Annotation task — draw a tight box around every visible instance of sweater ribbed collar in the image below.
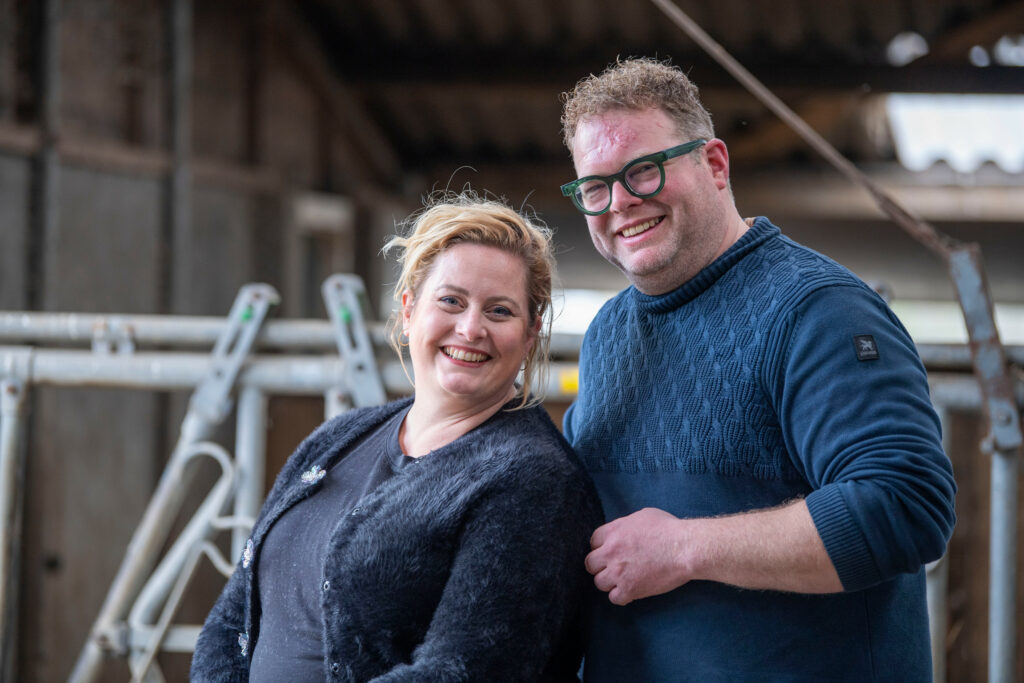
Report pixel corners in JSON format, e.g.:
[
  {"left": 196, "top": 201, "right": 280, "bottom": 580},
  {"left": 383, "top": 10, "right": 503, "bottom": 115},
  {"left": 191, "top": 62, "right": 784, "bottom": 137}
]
[{"left": 631, "top": 216, "right": 780, "bottom": 314}]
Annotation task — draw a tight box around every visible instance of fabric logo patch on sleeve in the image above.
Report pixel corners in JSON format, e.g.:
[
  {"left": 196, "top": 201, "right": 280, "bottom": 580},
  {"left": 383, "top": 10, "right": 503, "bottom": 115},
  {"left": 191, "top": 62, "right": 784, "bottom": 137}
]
[{"left": 854, "top": 334, "right": 880, "bottom": 361}]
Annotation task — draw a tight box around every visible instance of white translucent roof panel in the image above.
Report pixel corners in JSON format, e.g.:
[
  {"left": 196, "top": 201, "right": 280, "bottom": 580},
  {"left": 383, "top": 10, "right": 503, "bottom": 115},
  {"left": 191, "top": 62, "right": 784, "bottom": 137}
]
[{"left": 886, "top": 94, "right": 1024, "bottom": 173}]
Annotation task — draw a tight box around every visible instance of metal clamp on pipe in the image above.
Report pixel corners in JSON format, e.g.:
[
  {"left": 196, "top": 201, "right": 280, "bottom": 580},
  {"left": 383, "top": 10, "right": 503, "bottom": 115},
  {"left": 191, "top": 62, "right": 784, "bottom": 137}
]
[{"left": 91, "top": 316, "right": 136, "bottom": 355}]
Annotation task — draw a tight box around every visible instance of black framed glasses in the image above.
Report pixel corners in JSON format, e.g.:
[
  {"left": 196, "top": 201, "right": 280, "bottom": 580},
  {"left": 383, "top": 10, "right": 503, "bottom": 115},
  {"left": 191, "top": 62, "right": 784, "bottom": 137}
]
[{"left": 560, "top": 139, "right": 707, "bottom": 216}]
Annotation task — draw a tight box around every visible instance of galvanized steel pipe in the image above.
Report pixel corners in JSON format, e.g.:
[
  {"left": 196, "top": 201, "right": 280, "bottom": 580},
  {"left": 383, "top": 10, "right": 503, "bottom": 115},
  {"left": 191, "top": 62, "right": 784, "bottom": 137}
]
[
  {"left": 233, "top": 387, "right": 266, "bottom": 560},
  {"left": 0, "top": 379, "right": 27, "bottom": 683}
]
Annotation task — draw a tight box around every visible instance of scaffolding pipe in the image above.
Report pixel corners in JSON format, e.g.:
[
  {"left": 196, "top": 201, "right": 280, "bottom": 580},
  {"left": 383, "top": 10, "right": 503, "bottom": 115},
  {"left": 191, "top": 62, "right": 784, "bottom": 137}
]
[
  {"left": 0, "top": 379, "right": 27, "bottom": 683},
  {"left": 233, "top": 387, "right": 266, "bottom": 560},
  {"left": 930, "top": 375, "right": 1022, "bottom": 683},
  {"left": 3, "top": 311, "right": 1022, "bottom": 366},
  {"left": 0, "top": 312, "right": 359, "bottom": 350},
  {"left": 929, "top": 374, "right": 1024, "bottom": 411},
  {"left": 0, "top": 347, "right": 347, "bottom": 393},
  {"left": 0, "top": 347, "right": 1019, "bottom": 405},
  {"left": 989, "top": 446, "right": 1018, "bottom": 682}
]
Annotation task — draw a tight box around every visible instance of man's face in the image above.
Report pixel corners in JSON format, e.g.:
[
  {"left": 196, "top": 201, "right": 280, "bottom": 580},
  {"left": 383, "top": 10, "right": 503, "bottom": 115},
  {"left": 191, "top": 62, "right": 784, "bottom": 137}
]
[{"left": 570, "top": 108, "right": 731, "bottom": 295}]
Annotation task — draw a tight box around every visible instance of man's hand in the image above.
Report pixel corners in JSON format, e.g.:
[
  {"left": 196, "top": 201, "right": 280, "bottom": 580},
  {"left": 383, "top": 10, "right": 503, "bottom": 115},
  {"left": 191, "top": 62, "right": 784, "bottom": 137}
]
[
  {"left": 585, "top": 507, "right": 693, "bottom": 606},
  {"left": 585, "top": 501, "right": 843, "bottom": 605}
]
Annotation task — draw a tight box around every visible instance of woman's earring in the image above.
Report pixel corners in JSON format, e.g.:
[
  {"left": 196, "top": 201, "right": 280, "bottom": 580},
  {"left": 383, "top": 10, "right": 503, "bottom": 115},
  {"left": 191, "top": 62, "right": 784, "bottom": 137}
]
[{"left": 399, "top": 331, "right": 410, "bottom": 347}]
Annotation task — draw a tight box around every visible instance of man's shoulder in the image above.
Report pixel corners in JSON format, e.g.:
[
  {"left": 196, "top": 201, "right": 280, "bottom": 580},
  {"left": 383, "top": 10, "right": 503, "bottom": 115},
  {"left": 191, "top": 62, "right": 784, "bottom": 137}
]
[
  {"left": 750, "top": 225, "right": 868, "bottom": 299},
  {"left": 760, "top": 224, "right": 860, "bottom": 280}
]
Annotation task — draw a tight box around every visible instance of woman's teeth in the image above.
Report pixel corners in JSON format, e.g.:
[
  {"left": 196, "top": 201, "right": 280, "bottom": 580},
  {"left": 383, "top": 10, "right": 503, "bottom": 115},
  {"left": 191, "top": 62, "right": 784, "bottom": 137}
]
[{"left": 443, "top": 347, "right": 487, "bottom": 362}]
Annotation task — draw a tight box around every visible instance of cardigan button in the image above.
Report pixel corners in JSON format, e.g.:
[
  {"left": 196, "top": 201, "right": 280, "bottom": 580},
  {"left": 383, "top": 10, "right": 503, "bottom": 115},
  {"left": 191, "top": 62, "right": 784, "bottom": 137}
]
[
  {"left": 330, "top": 661, "right": 340, "bottom": 674},
  {"left": 350, "top": 506, "right": 361, "bottom": 516},
  {"left": 322, "top": 579, "right": 330, "bottom": 591}
]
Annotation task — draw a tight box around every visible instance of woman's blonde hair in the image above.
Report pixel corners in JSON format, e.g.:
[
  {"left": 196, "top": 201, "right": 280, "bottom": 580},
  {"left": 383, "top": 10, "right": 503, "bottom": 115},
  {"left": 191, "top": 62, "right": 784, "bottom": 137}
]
[{"left": 382, "top": 191, "right": 555, "bottom": 409}]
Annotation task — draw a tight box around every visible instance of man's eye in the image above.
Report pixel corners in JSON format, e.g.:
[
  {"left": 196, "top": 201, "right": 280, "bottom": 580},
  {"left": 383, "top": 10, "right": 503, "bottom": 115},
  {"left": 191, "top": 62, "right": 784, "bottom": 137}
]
[{"left": 627, "top": 162, "right": 659, "bottom": 178}]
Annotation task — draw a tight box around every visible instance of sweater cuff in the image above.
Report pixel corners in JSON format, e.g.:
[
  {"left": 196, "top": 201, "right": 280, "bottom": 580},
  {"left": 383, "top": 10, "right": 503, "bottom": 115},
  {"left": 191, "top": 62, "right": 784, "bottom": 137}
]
[{"left": 805, "top": 485, "right": 878, "bottom": 591}]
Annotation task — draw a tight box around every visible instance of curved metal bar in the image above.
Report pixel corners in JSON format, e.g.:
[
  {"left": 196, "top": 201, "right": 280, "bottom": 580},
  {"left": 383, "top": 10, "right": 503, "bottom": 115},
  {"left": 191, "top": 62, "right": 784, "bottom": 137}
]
[
  {"left": 128, "top": 441, "right": 235, "bottom": 630},
  {"left": 126, "top": 442, "right": 235, "bottom": 683}
]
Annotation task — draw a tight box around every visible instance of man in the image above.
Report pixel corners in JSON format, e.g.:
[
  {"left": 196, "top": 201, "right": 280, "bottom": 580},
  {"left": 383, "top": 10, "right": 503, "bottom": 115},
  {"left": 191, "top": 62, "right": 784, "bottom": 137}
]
[{"left": 560, "top": 58, "right": 956, "bottom": 681}]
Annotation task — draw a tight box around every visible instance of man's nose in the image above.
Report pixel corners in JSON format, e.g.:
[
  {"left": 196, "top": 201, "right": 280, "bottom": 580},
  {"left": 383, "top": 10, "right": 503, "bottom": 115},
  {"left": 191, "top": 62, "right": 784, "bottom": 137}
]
[{"left": 608, "top": 180, "right": 641, "bottom": 213}]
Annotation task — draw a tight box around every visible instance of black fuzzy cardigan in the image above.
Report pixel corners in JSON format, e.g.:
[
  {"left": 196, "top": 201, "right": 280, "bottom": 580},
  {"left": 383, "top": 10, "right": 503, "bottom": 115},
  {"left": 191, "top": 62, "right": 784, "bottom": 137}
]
[{"left": 191, "top": 398, "right": 602, "bottom": 682}]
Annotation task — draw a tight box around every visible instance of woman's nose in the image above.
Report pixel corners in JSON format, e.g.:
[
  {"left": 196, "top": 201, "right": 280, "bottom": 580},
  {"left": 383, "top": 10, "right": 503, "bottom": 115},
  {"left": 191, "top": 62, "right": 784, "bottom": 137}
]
[{"left": 455, "top": 312, "right": 485, "bottom": 340}]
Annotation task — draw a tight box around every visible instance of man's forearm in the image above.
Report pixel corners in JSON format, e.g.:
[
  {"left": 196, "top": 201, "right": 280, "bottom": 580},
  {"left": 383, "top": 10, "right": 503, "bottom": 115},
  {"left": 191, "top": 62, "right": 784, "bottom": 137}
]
[{"left": 687, "top": 499, "right": 842, "bottom": 593}]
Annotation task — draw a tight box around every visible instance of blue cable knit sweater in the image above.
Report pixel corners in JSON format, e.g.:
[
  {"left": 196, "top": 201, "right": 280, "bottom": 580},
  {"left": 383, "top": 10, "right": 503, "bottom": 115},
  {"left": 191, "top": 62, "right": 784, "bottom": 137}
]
[{"left": 564, "top": 217, "right": 956, "bottom": 682}]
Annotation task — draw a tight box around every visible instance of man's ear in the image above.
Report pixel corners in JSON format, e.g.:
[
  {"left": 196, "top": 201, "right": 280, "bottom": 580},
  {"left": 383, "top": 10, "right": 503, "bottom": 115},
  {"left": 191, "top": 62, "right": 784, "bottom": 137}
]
[{"left": 703, "top": 138, "right": 731, "bottom": 190}]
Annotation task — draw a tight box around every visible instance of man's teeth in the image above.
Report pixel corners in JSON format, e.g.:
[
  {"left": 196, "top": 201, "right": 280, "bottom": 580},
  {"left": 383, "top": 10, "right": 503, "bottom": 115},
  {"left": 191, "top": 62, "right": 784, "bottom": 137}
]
[
  {"left": 444, "top": 347, "right": 487, "bottom": 362},
  {"left": 622, "top": 218, "right": 660, "bottom": 238}
]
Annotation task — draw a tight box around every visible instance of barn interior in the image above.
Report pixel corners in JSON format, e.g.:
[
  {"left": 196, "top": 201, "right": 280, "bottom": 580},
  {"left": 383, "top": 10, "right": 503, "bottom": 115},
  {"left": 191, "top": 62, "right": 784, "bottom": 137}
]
[{"left": 0, "top": 0, "right": 1022, "bottom": 680}]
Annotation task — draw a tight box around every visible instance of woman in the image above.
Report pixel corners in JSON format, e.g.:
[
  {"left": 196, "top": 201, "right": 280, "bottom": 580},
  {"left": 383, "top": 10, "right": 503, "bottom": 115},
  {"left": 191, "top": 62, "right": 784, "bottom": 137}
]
[{"left": 191, "top": 193, "right": 602, "bottom": 682}]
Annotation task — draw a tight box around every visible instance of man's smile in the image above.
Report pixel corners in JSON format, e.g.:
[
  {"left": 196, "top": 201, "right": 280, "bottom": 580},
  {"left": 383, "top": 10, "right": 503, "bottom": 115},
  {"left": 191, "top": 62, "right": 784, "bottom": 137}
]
[{"left": 619, "top": 216, "right": 663, "bottom": 239}]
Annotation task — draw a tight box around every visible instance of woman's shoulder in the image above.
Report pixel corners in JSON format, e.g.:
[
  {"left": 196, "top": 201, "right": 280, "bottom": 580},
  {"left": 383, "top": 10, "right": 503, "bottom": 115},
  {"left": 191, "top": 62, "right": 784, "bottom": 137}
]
[
  {"left": 485, "top": 403, "right": 571, "bottom": 450},
  {"left": 468, "top": 405, "right": 593, "bottom": 485}
]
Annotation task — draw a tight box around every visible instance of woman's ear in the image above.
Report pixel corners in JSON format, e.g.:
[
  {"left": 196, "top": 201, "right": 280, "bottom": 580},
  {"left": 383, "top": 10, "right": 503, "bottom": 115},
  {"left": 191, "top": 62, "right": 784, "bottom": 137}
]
[
  {"left": 525, "top": 314, "right": 542, "bottom": 353},
  {"left": 401, "top": 290, "right": 414, "bottom": 335}
]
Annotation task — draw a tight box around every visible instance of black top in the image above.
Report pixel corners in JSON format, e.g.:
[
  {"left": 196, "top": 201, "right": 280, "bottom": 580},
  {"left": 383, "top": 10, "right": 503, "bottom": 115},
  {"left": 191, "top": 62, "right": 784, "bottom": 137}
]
[{"left": 249, "top": 406, "right": 413, "bottom": 682}]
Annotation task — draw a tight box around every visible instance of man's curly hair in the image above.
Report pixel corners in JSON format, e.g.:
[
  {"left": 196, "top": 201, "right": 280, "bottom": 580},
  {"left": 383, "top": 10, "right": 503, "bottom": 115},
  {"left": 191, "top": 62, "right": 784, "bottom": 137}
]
[{"left": 560, "top": 57, "right": 715, "bottom": 152}]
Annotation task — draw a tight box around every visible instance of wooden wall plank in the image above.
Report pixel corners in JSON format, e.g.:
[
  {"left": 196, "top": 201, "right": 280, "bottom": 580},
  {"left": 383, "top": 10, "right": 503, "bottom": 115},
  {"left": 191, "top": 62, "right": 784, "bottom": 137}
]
[
  {"left": 21, "top": 166, "right": 163, "bottom": 682},
  {"left": 0, "top": 153, "right": 30, "bottom": 310}
]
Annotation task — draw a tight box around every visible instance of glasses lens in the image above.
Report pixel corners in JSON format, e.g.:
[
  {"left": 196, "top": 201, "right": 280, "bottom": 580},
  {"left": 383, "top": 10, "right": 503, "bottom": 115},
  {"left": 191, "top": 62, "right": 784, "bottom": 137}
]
[
  {"left": 624, "top": 160, "right": 664, "bottom": 196},
  {"left": 575, "top": 179, "right": 611, "bottom": 213}
]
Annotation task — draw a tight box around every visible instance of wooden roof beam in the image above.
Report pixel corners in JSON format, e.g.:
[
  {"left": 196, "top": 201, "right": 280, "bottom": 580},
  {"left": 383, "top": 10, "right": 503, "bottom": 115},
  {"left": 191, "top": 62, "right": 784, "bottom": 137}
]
[
  {"left": 724, "top": 93, "right": 866, "bottom": 164},
  {"left": 921, "top": 1, "right": 1024, "bottom": 64}
]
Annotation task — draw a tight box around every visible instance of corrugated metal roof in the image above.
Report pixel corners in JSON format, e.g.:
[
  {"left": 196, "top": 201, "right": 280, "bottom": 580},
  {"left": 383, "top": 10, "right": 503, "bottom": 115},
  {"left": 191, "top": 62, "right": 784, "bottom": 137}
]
[{"left": 297, "top": 0, "right": 1024, "bottom": 189}]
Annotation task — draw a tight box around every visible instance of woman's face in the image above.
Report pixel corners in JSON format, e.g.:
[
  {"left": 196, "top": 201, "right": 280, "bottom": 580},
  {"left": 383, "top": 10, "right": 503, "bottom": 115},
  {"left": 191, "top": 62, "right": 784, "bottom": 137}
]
[{"left": 403, "top": 243, "right": 538, "bottom": 414}]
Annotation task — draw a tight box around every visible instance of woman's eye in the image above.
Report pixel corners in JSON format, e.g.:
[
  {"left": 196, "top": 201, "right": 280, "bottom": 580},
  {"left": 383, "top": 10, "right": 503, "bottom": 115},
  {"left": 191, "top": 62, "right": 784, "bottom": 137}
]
[
  {"left": 439, "top": 295, "right": 459, "bottom": 306},
  {"left": 491, "top": 306, "right": 512, "bottom": 317}
]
